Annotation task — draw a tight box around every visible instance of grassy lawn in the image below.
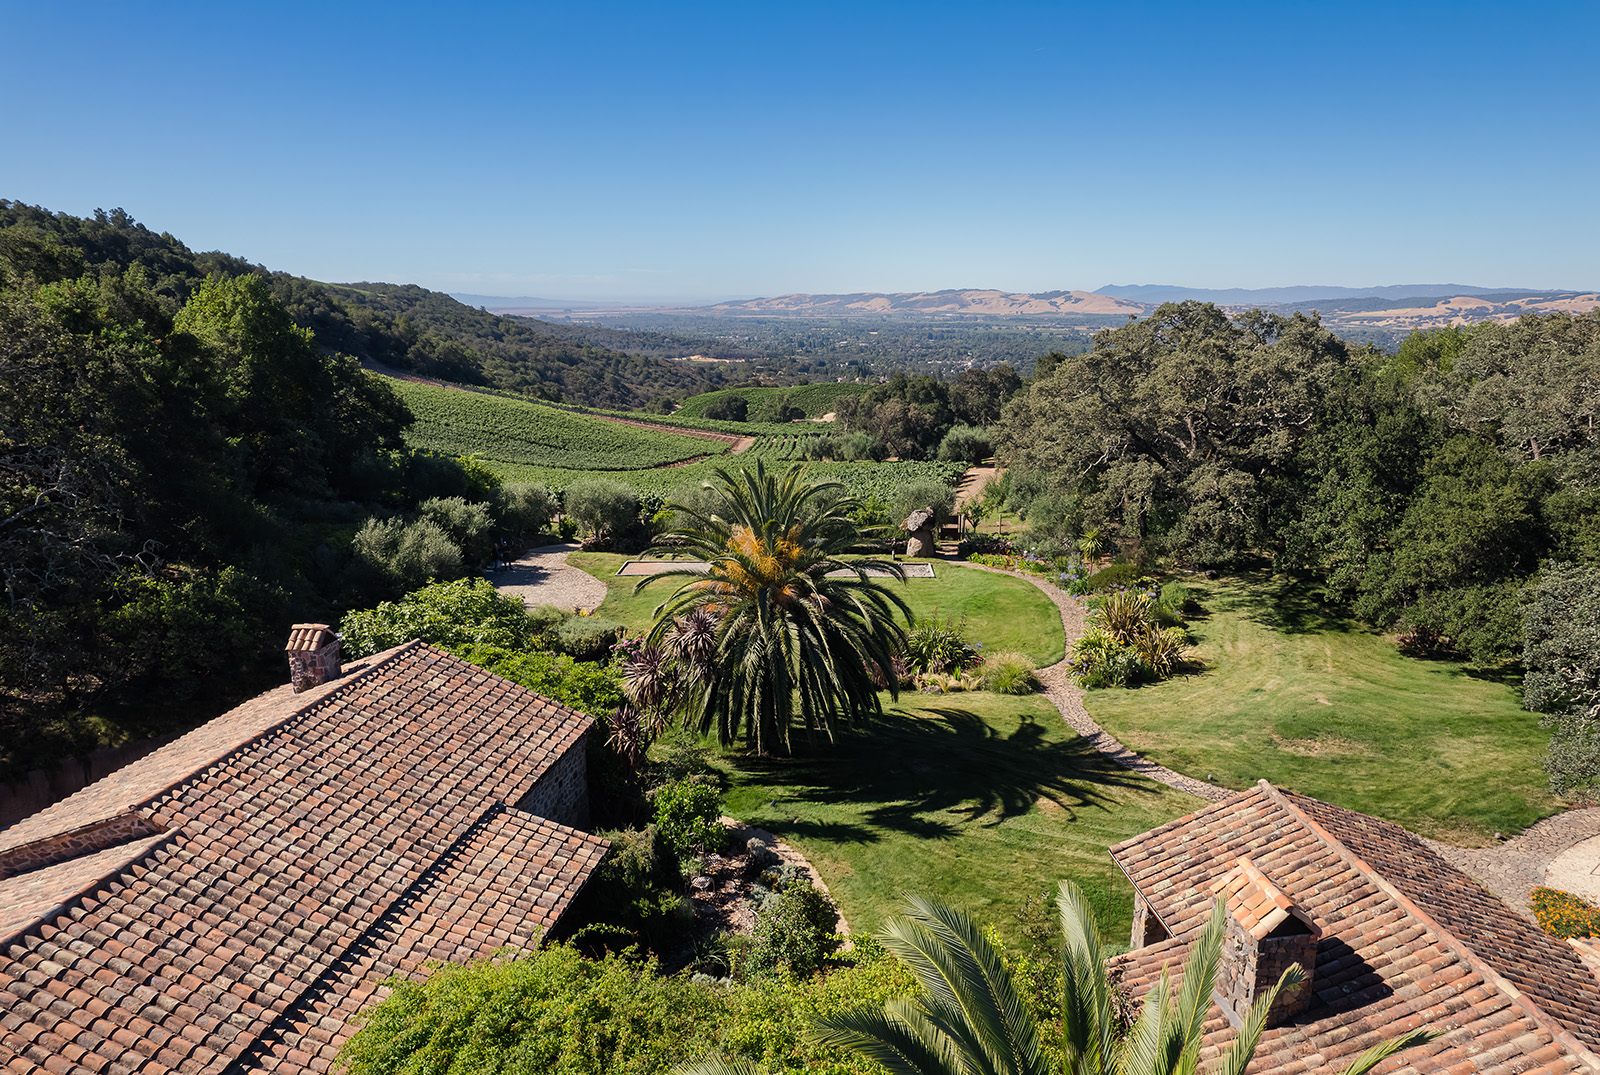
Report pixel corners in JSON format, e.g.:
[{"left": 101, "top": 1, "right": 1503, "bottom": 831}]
[
  {"left": 709, "top": 692, "right": 1200, "bottom": 947},
  {"left": 567, "top": 555, "right": 1064, "bottom": 666},
  {"left": 1083, "top": 573, "right": 1560, "bottom": 845}
]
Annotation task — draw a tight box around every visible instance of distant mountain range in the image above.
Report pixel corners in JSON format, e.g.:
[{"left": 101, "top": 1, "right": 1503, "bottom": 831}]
[
  {"left": 701, "top": 289, "right": 1144, "bottom": 318},
  {"left": 1092, "top": 283, "right": 1554, "bottom": 304},
  {"left": 452, "top": 283, "right": 1600, "bottom": 345}
]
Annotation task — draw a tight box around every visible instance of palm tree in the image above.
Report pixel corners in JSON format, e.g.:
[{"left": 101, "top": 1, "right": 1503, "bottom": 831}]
[
  {"left": 678, "top": 880, "right": 1435, "bottom": 1075},
  {"left": 636, "top": 461, "right": 912, "bottom": 755}
]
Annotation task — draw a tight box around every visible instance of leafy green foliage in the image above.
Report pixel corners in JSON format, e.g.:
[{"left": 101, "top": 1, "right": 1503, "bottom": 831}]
[
  {"left": 350, "top": 517, "right": 465, "bottom": 596},
  {"left": 936, "top": 424, "right": 992, "bottom": 465},
  {"left": 495, "top": 482, "right": 558, "bottom": 537},
  {"left": 0, "top": 230, "right": 414, "bottom": 777},
  {"left": 998, "top": 302, "right": 1352, "bottom": 566},
  {"left": 1522, "top": 562, "right": 1600, "bottom": 796},
  {"left": 653, "top": 778, "right": 725, "bottom": 861},
  {"left": 449, "top": 643, "right": 624, "bottom": 716},
  {"left": 554, "top": 616, "right": 625, "bottom": 661},
  {"left": 565, "top": 479, "right": 642, "bottom": 543},
  {"left": 336, "top": 940, "right": 918, "bottom": 1075},
  {"left": 340, "top": 578, "right": 536, "bottom": 657},
  {"left": 745, "top": 879, "right": 841, "bottom": 979}
]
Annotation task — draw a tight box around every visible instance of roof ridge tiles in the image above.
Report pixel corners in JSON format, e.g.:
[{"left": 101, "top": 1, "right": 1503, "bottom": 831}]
[
  {"left": 1254, "top": 780, "right": 1600, "bottom": 1074},
  {"left": 0, "top": 829, "right": 181, "bottom": 948}
]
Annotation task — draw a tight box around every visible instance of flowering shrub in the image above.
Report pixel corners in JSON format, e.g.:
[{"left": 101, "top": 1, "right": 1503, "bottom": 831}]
[{"left": 1530, "top": 886, "right": 1600, "bottom": 938}]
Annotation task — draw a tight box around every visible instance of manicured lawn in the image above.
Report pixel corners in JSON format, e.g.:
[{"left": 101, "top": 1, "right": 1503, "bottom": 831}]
[
  {"left": 1083, "top": 573, "right": 1560, "bottom": 845},
  {"left": 568, "top": 554, "right": 1063, "bottom": 666},
  {"left": 710, "top": 692, "right": 1200, "bottom": 947}
]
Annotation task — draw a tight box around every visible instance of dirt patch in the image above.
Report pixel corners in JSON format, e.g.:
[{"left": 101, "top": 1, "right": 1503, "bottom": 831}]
[
  {"left": 1269, "top": 734, "right": 1371, "bottom": 757},
  {"left": 956, "top": 465, "right": 1000, "bottom": 508}
]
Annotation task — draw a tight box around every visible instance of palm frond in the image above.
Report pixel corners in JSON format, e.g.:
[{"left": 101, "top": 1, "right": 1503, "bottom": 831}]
[{"left": 1337, "top": 1028, "right": 1443, "bottom": 1075}]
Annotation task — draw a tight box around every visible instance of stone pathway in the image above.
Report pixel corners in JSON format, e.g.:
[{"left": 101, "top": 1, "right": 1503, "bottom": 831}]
[
  {"left": 487, "top": 543, "right": 608, "bottom": 612},
  {"left": 957, "top": 561, "right": 1230, "bottom": 802},
  {"left": 1428, "top": 808, "right": 1600, "bottom": 914}
]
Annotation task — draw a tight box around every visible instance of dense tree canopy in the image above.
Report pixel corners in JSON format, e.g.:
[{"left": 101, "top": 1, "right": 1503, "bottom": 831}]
[{"left": 997, "top": 303, "right": 1352, "bottom": 564}]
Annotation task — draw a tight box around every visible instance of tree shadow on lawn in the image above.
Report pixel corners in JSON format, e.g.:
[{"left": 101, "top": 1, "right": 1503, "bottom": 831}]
[
  {"left": 728, "top": 705, "right": 1148, "bottom": 845},
  {"left": 1209, "top": 571, "right": 1356, "bottom": 635}
]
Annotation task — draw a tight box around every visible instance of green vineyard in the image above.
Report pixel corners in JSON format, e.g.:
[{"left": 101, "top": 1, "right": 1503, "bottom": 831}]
[{"left": 387, "top": 378, "right": 728, "bottom": 472}]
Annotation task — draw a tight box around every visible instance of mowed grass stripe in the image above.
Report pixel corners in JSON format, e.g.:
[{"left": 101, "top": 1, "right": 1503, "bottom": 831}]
[
  {"left": 1084, "top": 573, "right": 1560, "bottom": 844},
  {"left": 387, "top": 377, "right": 725, "bottom": 471}
]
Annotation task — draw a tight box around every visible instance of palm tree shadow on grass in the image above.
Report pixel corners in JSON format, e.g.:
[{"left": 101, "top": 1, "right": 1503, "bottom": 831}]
[{"left": 727, "top": 704, "right": 1149, "bottom": 844}]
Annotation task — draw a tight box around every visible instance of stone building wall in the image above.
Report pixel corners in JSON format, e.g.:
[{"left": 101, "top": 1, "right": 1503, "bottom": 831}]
[
  {"left": 518, "top": 731, "right": 591, "bottom": 830},
  {"left": 0, "top": 812, "right": 160, "bottom": 880}
]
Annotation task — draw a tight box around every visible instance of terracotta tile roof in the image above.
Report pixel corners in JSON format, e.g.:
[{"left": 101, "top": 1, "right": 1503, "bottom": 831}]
[
  {"left": 1211, "top": 857, "right": 1318, "bottom": 941},
  {"left": 0, "top": 642, "right": 606, "bottom": 1074},
  {"left": 283, "top": 625, "right": 335, "bottom": 654},
  {"left": 1109, "top": 781, "right": 1600, "bottom": 1074}
]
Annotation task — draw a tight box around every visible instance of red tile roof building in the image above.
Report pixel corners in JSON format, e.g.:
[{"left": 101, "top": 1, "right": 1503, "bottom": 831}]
[
  {"left": 1110, "top": 781, "right": 1600, "bottom": 1073},
  {"left": 0, "top": 641, "right": 608, "bottom": 1073}
]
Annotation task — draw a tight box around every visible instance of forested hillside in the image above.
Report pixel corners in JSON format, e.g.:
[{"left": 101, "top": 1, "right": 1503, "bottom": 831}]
[
  {"left": 0, "top": 202, "right": 742, "bottom": 408},
  {"left": 3, "top": 203, "right": 711, "bottom": 782}
]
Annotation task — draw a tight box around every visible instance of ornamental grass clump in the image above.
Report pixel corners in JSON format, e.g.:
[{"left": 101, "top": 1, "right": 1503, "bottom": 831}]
[
  {"left": 981, "top": 651, "right": 1041, "bottom": 695},
  {"left": 1069, "top": 590, "right": 1190, "bottom": 689}
]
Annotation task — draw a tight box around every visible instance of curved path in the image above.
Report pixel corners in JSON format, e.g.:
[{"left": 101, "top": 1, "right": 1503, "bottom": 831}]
[
  {"left": 959, "top": 560, "right": 1600, "bottom": 914},
  {"left": 487, "top": 542, "right": 608, "bottom": 612},
  {"left": 957, "top": 561, "right": 1230, "bottom": 802}
]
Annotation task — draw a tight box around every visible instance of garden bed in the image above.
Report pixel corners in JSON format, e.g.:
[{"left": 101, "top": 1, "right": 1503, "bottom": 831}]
[{"left": 614, "top": 559, "right": 937, "bottom": 578}]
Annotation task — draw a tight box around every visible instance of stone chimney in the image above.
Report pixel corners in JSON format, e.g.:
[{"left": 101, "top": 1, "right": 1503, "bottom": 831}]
[
  {"left": 1211, "top": 857, "right": 1320, "bottom": 1029},
  {"left": 285, "top": 624, "right": 341, "bottom": 693}
]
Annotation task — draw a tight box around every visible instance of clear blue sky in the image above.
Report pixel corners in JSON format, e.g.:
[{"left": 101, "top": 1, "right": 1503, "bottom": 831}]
[{"left": 4, "top": 1, "right": 1596, "bottom": 301}]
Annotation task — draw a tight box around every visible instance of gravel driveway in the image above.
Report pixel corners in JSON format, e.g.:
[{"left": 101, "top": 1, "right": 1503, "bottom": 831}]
[{"left": 488, "top": 543, "right": 608, "bottom": 612}]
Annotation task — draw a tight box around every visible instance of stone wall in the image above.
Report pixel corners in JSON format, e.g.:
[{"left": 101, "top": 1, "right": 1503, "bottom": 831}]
[
  {"left": 517, "top": 731, "right": 591, "bottom": 830},
  {"left": 1214, "top": 913, "right": 1318, "bottom": 1028},
  {"left": 0, "top": 812, "right": 161, "bottom": 880},
  {"left": 1130, "top": 890, "right": 1171, "bottom": 948}
]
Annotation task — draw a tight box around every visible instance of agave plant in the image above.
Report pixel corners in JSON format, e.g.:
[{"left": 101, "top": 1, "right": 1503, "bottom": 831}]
[
  {"left": 1091, "top": 590, "right": 1154, "bottom": 646},
  {"left": 677, "top": 881, "right": 1436, "bottom": 1075}
]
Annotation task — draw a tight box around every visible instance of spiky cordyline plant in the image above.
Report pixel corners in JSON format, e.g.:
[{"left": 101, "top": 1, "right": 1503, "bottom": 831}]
[
  {"left": 677, "top": 880, "right": 1437, "bottom": 1075},
  {"left": 635, "top": 460, "right": 911, "bottom": 755}
]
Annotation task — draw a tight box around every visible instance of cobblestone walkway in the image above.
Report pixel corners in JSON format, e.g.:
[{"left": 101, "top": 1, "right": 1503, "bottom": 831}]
[
  {"left": 958, "top": 562, "right": 1230, "bottom": 802},
  {"left": 1428, "top": 807, "right": 1600, "bottom": 915},
  {"left": 487, "top": 543, "right": 608, "bottom": 612}
]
